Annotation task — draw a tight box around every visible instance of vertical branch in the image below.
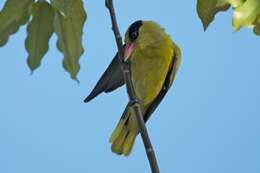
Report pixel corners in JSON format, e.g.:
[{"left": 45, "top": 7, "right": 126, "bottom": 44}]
[{"left": 105, "top": 0, "right": 160, "bottom": 173}]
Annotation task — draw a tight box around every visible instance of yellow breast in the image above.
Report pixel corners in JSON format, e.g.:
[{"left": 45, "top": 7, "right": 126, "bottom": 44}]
[{"left": 130, "top": 36, "right": 173, "bottom": 106}]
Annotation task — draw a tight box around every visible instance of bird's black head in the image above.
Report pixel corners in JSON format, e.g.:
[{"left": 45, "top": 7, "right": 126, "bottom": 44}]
[{"left": 128, "top": 20, "right": 143, "bottom": 42}]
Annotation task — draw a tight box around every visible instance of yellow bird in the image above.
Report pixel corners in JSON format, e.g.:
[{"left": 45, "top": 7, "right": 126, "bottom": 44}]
[{"left": 84, "top": 20, "right": 181, "bottom": 156}]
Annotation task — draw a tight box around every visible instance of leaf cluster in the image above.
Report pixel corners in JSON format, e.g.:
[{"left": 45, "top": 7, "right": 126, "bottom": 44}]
[
  {"left": 197, "top": 0, "right": 260, "bottom": 35},
  {"left": 0, "top": 0, "right": 259, "bottom": 81},
  {"left": 0, "top": 0, "right": 86, "bottom": 80}
]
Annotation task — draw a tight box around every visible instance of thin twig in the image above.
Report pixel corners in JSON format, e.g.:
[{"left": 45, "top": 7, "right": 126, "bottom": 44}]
[{"left": 105, "top": 0, "right": 160, "bottom": 172}]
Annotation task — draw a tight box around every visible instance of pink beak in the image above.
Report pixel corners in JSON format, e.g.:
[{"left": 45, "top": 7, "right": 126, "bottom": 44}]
[{"left": 124, "top": 43, "right": 135, "bottom": 61}]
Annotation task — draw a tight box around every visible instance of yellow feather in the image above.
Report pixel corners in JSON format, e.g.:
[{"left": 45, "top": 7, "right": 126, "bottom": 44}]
[
  {"left": 131, "top": 21, "right": 173, "bottom": 105},
  {"left": 109, "top": 118, "right": 127, "bottom": 143},
  {"left": 111, "top": 126, "right": 128, "bottom": 155},
  {"left": 110, "top": 21, "right": 181, "bottom": 156},
  {"left": 122, "top": 132, "right": 136, "bottom": 156}
]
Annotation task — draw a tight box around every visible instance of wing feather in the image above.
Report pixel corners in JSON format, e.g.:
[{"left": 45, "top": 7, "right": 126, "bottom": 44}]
[{"left": 84, "top": 53, "right": 125, "bottom": 102}]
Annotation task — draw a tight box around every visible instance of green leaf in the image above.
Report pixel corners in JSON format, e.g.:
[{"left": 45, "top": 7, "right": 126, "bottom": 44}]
[
  {"left": 233, "top": 0, "right": 260, "bottom": 31},
  {"left": 197, "top": 0, "right": 230, "bottom": 30},
  {"left": 51, "top": 0, "right": 69, "bottom": 18},
  {"left": 216, "top": 0, "right": 230, "bottom": 7},
  {"left": 0, "top": 0, "right": 34, "bottom": 47},
  {"left": 25, "top": 1, "right": 55, "bottom": 73},
  {"left": 253, "top": 18, "right": 260, "bottom": 35},
  {"left": 53, "top": 0, "right": 86, "bottom": 80}
]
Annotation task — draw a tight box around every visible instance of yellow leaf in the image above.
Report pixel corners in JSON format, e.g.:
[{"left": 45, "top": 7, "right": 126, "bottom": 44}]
[{"left": 233, "top": 0, "right": 260, "bottom": 31}]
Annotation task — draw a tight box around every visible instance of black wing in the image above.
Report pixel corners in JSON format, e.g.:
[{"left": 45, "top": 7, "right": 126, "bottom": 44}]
[
  {"left": 84, "top": 53, "right": 125, "bottom": 102},
  {"left": 144, "top": 52, "right": 179, "bottom": 122}
]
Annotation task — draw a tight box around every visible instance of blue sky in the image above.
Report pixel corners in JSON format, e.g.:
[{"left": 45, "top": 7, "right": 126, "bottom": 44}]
[{"left": 0, "top": 1, "right": 259, "bottom": 173}]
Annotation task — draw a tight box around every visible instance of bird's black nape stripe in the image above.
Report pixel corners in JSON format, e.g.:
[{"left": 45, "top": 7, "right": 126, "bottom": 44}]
[{"left": 128, "top": 20, "right": 143, "bottom": 42}]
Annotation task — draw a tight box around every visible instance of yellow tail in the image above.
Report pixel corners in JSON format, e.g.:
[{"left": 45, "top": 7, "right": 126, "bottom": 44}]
[{"left": 109, "top": 107, "right": 138, "bottom": 156}]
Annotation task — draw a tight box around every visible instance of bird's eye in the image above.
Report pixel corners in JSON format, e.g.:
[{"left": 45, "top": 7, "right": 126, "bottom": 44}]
[{"left": 130, "top": 31, "right": 138, "bottom": 41}]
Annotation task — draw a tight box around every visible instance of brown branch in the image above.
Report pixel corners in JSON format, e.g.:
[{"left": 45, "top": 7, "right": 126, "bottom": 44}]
[{"left": 105, "top": 0, "right": 160, "bottom": 172}]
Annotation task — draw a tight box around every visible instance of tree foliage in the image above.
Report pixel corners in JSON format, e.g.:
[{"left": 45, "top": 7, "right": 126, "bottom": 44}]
[
  {"left": 0, "top": 0, "right": 86, "bottom": 80},
  {"left": 0, "top": 0, "right": 258, "bottom": 80},
  {"left": 197, "top": 0, "right": 260, "bottom": 35}
]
